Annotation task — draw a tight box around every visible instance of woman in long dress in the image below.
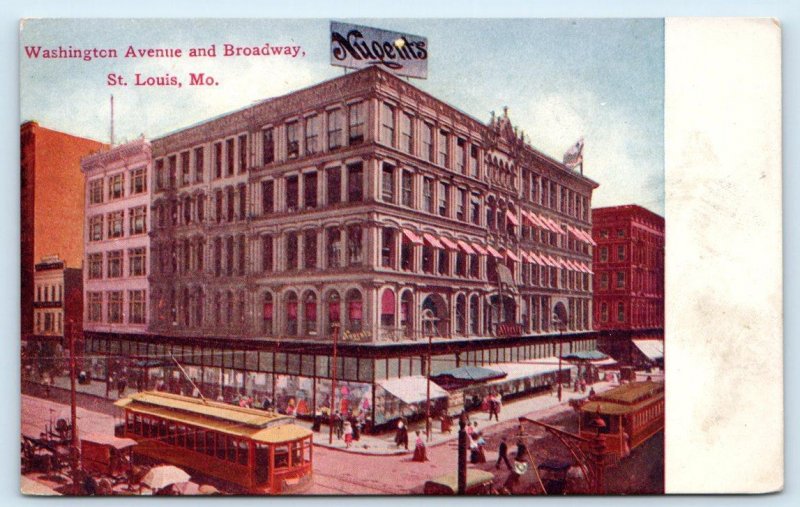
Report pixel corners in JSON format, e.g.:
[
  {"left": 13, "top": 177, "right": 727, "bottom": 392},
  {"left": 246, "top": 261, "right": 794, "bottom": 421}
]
[{"left": 412, "top": 431, "right": 427, "bottom": 462}]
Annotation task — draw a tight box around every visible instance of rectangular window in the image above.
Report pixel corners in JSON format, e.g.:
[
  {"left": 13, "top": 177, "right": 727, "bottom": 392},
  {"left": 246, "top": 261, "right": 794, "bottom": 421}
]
[
  {"left": 129, "top": 247, "right": 146, "bottom": 276},
  {"left": 286, "top": 121, "right": 300, "bottom": 159},
  {"left": 129, "top": 290, "right": 146, "bottom": 324},
  {"left": 214, "top": 142, "right": 223, "bottom": 178},
  {"left": 238, "top": 134, "right": 248, "bottom": 172},
  {"left": 262, "top": 128, "right": 274, "bottom": 165},
  {"left": 381, "top": 103, "right": 395, "bottom": 146},
  {"left": 88, "top": 253, "right": 103, "bottom": 279},
  {"left": 347, "top": 162, "right": 363, "bottom": 202},
  {"left": 400, "top": 112, "right": 413, "bottom": 153},
  {"left": 88, "top": 292, "right": 103, "bottom": 322},
  {"left": 238, "top": 186, "right": 247, "bottom": 219},
  {"left": 226, "top": 236, "right": 234, "bottom": 276},
  {"left": 456, "top": 188, "right": 466, "bottom": 221},
  {"left": 438, "top": 130, "right": 449, "bottom": 167},
  {"left": 600, "top": 246, "right": 608, "bottom": 262},
  {"left": 423, "top": 178, "right": 434, "bottom": 213},
  {"left": 326, "top": 167, "right": 341, "bottom": 205},
  {"left": 225, "top": 138, "right": 235, "bottom": 176},
  {"left": 238, "top": 235, "right": 246, "bottom": 276},
  {"left": 617, "top": 303, "right": 625, "bottom": 322},
  {"left": 328, "top": 109, "right": 344, "bottom": 150},
  {"left": 262, "top": 180, "right": 274, "bottom": 213},
  {"left": 617, "top": 245, "right": 626, "bottom": 261},
  {"left": 600, "top": 273, "right": 609, "bottom": 289},
  {"left": 438, "top": 182, "right": 449, "bottom": 217},
  {"left": 304, "top": 230, "right": 317, "bottom": 269},
  {"left": 381, "top": 228, "right": 394, "bottom": 268},
  {"left": 470, "top": 194, "right": 481, "bottom": 225},
  {"left": 107, "top": 291, "right": 123, "bottom": 323},
  {"left": 438, "top": 249, "right": 449, "bottom": 275},
  {"left": 89, "top": 179, "right": 103, "bottom": 204},
  {"left": 401, "top": 171, "right": 413, "bottom": 207},
  {"left": 347, "top": 225, "right": 363, "bottom": 265},
  {"left": 180, "top": 151, "right": 190, "bottom": 185},
  {"left": 226, "top": 187, "right": 235, "bottom": 221},
  {"left": 214, "top": 238, "right": 222, "bottom": 276},
  {"left": 348, "top": 102, "right": 365, "bottom": 145},
  {"left": 381, "top": 163, "right": 395, "bottom": 202},
  {"left": 616, "top": 271, "right": 625, "bottom": 288},
  {"left": 304, "top": 172, "right": 317, "bottom": 208},
  {"left": 107, "top": 250, "right": 123, "bottom": 278},
  {"left": 109, "top": 174, "right": 124, "bottom": 200},
  {"left": 89, "top": 215, "right": 103, "bottom": 241},
  {"left": 168, "top": 155, "right": 177, "bottom": 188},
  {"left": 286, "top": 234, "right": 299, "bottom": 270},
  {"left": 422, "top": 123, "right": 434, "bottom": 161},
  {"left": 470, "top": 145, "right": 479, "bottom": 177},
  {"left": 262, "top": 235, "right": 273, "bottom": 272},
  {"left": 194, "top": 146, "right": 204, "bottom": 182},
  {"left": 129, "top": 206, "right": 146, "bottom": 235},
  {"left": 456, "top": 138, "right": 466, "bottom": 173},
  {"left": 304, "top": 115, "right": 320, "bottom": 155},
  {"left": 107, "top": 211, "right": 124, "bottom": 238},
  {"left": 286, "top": 175, "right": 299, "bottom": 211}
]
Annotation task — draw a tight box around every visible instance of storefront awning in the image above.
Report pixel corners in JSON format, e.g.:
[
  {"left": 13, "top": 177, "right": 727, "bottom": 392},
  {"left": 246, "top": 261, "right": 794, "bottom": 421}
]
[
  {"left": 486, "top": 245, "right": 504, "bottom": 259},
  {"left": 487, "top": 357, "right": 575, "bottom": 384},
  {"left": 402, "top": 229, "right": 424, "bottom": 245},
  {"left": 506, "top": 210, "right": 520, "bottom": 226},
  {"left": 632, "top": 340, "right": 664, "bottom": 362},
  {"left": 433, "top": 365, "right": 507, "bottom": 382},
  {"left": 423, "top": 233, "right": 443, "bottom": 249},
  {"left": 378, "top": 376, "right": 448, "bottom": 405},
  {"left": 439, "top": 236, "right": 459, "bottom": 251},
  {"left": 561, "top": 350, "right": 608, "bottom": 361},
  {"left": 457, "top": 240, "right": 476, "bottom": 255}
]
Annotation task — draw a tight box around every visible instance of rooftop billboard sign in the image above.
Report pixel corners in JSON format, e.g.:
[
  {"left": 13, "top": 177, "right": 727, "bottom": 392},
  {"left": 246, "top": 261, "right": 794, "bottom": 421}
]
[{"left": 330, "top": 21, "right": 428, "bottom": 79}]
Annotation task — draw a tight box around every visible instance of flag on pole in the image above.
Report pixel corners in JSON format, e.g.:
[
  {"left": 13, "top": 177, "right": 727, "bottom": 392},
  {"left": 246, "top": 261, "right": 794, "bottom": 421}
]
[{"left": 563, "top": 137, "right": 584, "bottom": 168}]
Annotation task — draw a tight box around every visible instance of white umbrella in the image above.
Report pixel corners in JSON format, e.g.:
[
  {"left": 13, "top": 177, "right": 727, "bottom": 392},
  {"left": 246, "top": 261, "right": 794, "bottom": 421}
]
[{"left": 141, "top": 465, "right": 191, "bottom": 490}]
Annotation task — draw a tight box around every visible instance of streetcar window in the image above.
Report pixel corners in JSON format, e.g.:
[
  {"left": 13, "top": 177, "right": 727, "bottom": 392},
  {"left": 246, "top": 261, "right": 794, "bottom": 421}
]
[{"left": 274, "top": 445, "right": 289, "bottom": 468}]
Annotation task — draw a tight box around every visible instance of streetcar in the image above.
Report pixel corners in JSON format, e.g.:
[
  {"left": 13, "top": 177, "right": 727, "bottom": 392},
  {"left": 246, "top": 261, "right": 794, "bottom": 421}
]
[
  {"left": 114, "top": 391, "right": 313, "bottom": 494},
  {"left": 577, "top": 381, "right": 664, "bottom": 458}
]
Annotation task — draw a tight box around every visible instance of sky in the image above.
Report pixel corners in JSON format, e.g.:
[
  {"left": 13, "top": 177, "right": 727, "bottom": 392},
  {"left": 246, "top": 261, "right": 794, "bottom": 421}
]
[{"left": 19, "top": 18, "right": 664, "bottom": 214}]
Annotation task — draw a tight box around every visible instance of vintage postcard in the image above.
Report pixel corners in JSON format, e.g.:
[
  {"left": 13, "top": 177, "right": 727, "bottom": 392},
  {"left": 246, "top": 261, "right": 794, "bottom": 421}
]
[{"left": 18, "top": 18, "right": 781, "bottom": 496}]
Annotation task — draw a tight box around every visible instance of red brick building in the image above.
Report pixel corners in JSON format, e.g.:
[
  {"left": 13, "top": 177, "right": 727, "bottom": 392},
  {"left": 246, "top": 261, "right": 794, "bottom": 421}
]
[
  {"left": 592, "top": 205, "right": 664, "bottom": 363},
  {"left": 21, "top": 121, "right": 106, "bottom": 340}
]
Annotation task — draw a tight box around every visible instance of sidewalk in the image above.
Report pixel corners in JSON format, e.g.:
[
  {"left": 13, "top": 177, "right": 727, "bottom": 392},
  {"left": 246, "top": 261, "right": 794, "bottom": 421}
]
[
  {"left": 298, "top": 381, "right": 618, "bottom": 455},
  {"left": 25, "top": 372, "right": 619, "bottom": 456}
]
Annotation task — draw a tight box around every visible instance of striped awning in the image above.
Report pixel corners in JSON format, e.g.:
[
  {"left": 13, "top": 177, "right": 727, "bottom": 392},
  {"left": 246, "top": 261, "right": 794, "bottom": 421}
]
[
  {"left": 457, "top": 240, "right": 476, "bottom": 255},
  {"left": 505, "top": 210, "right": 520, "bottom": 226},
  {"left": 402, "top": 229, "right": 424, "bottom": 245},
  {"left": 504, "top": 249, "right": 520, "bottom": 262},
  {"left": 423, "top": 233, "right": 443, "bottom": 249},
  {"left": 439, "top": 236, "right": 459, "bottom": 251},
  {"left": 471, "top": 242, "right": 488, "bottom": 256},
  {"left": 486, "top": 245, "right": 504, "bottom": 259}
]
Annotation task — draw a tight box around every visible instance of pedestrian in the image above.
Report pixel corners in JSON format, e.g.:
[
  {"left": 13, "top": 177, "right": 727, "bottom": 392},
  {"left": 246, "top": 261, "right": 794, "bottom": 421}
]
[
  {"left": 343, "top": 421, "right": 353, "bottom": 448},
  {"left": 441, "top": 413, "right": 452, "bottom": 433},
  {"left": 516, "top": 439, "right": 528, "bottom": 462},
  {"left": 335, "top": 412, "right": 344, "bottom": 440},
  {"left": 412, "top": 430, "right": 427, "bottom": 462},
  {"left": 476, "top": 433, "right": 487, "bottom": 463},
  {"left": 496, "top": 437, "right": 512, "bottom": 470},
  {"left": 588, "top": 386, "right": 596, "bottom": 399},
  {"left": 488, "top": 393, "right": 500, "bottom": 421},
  {"left": 395, "top": 419, "right": 409, "bottom": 450}
]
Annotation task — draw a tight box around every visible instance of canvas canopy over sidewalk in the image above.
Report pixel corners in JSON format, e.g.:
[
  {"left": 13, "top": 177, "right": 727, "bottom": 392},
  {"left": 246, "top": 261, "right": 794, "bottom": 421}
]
[
  {"left": 376, "top": 375, "right": 448, "bottom": 405},
  {"left": 632, "top": 340, "right": 664, "bottom": 362}
]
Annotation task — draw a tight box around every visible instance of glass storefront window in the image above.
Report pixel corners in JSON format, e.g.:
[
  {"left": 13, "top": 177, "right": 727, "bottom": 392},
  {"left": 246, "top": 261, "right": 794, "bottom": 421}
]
[
  {"left": 316, "top": 355, "right": 329, "bottom": 378},
  {"left": 259, "top": 351, "right": 273, "bottom": 372}
]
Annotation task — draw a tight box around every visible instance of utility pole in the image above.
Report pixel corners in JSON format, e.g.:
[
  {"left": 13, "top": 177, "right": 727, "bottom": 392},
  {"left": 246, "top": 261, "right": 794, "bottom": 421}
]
[
  {"left": 554, "top": 315, "right": 564, "bottom": 401},
  {"left": 426, "top": 332, "right": 432, "bottom": 441},
  {"left": 329, "top": 323, "right": 340, "bottom": 445},
  {"left": 457, "top": 412, "right": 467, "bottom": 495},
  {"left": 68, "top": 320, "right": 81, "bottom": 493}
]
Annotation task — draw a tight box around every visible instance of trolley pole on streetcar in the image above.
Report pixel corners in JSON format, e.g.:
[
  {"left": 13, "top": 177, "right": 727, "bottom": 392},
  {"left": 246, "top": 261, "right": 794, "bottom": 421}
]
[{"left": 329, "top": 323, "right": 340, "bottom": 445}]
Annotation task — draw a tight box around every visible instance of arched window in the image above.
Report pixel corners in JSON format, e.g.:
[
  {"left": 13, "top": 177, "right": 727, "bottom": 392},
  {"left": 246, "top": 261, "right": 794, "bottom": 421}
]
[
  {"left": 381, "top": 289, "right": 395, "bottom": 328},
  {"left": 469, "top": 295, "right": 479, "bottom": 335},
  {"left": 401, "top": 290, "right": 413, "bottom": 338},
  {"left": 346, "top": 289, "right": 363, "bottom": 333},
  {"left": 262, "top": 293, "right": 273, "bottom": 335},
  {"left": 456, "top": 294, "right": 466, "bottom": 335},
  {"left": 285, "top": 291, "right": 298, "bottom": 336},
  {"left": 304, "top": 291, "right": 317, "bottom": 335},
  {"left": 327, "top": 290, "right": 341, "bottom": 335}
]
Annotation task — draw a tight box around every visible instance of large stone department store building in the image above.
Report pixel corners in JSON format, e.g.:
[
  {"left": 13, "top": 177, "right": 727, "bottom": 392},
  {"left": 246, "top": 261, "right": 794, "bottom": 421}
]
[{"left": 84, "top": 66, "right": 600, "bottom": 429}]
